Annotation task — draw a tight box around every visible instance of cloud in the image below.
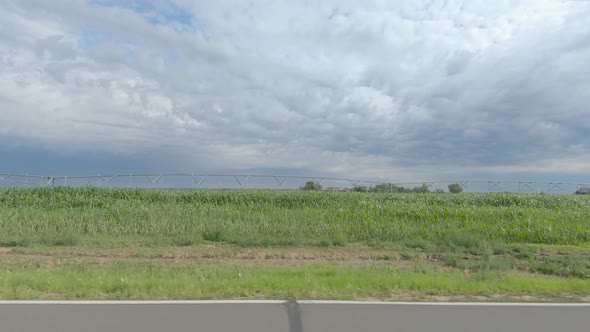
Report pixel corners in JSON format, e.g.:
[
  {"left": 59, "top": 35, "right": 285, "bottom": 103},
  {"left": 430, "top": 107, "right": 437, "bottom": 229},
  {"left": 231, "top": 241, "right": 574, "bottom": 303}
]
[{"left": 0, "top": 0, "right": 589, "bottom": 181}]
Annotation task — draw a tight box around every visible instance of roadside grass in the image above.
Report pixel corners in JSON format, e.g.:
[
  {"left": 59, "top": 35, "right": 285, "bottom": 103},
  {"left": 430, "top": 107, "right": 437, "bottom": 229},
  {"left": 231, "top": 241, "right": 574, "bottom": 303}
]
[{"left": 1, "top": 261, "right": 589, "bottom": 301}]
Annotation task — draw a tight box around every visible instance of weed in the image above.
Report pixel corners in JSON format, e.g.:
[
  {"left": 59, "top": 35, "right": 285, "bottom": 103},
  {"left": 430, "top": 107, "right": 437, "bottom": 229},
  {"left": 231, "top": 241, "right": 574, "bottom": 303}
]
[
  {"left": 403, "top": 239, "right": 432, "bottom": 251},
  {"left": 0, "top": 238, "right": 31, "bottom": 247},
  {"left": 202, "top": 226, "right": 225, "bottom": 243},
  {"left": 512, "top": 245, "right": 538, "bottom": 260},
  {"left": 370, "top": 254, "right": 391, "bottom": 261},
  {"left": 173, "top": 232, "right": 202, "bottom": 247},
  {"left": 41, "top": 232, "right": 80, "bottom": 247},
  {"left": 401, "top": 250, "right": 417, "bottom": 260},
  {"left": 531, "top": 255, "right": 590, "bottom": 278}
]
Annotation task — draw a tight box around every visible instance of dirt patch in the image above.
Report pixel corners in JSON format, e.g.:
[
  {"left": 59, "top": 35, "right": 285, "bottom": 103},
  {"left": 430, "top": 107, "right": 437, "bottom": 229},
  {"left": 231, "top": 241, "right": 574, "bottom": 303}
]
[
  {"left": 0, "top": 247, "right": 11, "bottom": 255},
  {"left": 0, "top": 246, "right": 443, "bottom": 269}
]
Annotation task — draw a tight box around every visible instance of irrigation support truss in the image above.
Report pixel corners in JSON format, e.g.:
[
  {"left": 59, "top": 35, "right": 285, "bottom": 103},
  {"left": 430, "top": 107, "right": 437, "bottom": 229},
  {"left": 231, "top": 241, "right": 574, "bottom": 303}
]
[{"left": 1, "top": 173, "right": 589, "bottom": 194}]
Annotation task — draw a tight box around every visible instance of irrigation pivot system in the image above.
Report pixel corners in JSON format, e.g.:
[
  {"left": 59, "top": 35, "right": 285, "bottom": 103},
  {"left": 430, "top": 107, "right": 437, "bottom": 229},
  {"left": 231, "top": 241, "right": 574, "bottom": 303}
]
[{"left": 1, "top": 173, "right": 588, "bottom": 194}]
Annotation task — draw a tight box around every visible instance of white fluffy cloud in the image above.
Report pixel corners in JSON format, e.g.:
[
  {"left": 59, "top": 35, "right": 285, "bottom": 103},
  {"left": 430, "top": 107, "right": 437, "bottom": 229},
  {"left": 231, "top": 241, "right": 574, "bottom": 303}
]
[{"left": 1, "top": 0, "right": 589, "bottom": 180}]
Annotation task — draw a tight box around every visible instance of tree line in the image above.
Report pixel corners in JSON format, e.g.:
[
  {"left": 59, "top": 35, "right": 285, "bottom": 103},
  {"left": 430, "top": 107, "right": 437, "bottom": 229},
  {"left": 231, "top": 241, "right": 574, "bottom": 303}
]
[{"left": 300, "top": 181, "right": 464, "bottom": 193}]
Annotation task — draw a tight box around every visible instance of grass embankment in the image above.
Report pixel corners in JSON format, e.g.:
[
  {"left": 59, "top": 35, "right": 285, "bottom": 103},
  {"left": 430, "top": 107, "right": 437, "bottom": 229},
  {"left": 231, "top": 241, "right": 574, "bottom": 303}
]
[{"left": 0, "top": 187, "right": 589, "bottom": 301}]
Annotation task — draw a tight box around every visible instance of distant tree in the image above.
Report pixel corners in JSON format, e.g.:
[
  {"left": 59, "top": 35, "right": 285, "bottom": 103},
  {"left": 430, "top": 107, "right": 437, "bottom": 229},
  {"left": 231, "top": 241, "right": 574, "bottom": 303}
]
[
  {"left": 300, "top": 181, "right": 322, "bottom": 191},
  {"left": 352, "top": 185, "right": 369, "bottom": 192},
  {"left": 397, "top": 186, "right": 412, "bottom": 193},
  {"left": 369, "top": 183, "right": 412, "bottom": 193},
  {"left": 353, "top": 183, "right": 437, "bottom": 194},
  {"left": 448, "top": 183, "right": 463, "bottom": 194},
  {"left": 575, "top": 187, "right": 590, "bottom": 195},
  {"left": 411, "top": 184, "right": 431, "bottom": 193},
  {"left": 371, "top": 183, "right": 393, "bottom": 193}
]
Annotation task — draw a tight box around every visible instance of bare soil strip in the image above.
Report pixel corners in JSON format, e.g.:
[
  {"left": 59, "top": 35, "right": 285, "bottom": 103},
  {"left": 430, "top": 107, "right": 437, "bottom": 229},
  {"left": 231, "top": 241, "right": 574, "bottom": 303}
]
[{"left": 1, "top": 246, "right": 429, "bottom": 267}]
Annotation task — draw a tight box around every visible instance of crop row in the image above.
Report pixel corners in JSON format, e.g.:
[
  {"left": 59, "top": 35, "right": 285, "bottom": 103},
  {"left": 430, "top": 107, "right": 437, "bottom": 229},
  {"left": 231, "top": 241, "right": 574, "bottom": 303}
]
[{"left": 0, "top": 187, "right": 589, "bottom": 247}]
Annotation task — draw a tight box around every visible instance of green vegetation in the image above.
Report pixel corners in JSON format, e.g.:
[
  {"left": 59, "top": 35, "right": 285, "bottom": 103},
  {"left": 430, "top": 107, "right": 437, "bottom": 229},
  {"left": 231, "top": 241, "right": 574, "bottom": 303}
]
[
  {"left": 1, "top": 259, "right": 589, "bottom": 301},
  {"left": 0, "top": 187, "right": 589, "bottom": 300},
  {"left": 1, "top": 187, "right": 589, "bottom": 248},
  {"left": 352, "top": 183, "right": 433, "bottom": 193},
  {"left": 448, "top": 183, "right": 464, "bottom": 194},
  {"left": 300, "top": 181, "right": 322, "bottom": 191}
]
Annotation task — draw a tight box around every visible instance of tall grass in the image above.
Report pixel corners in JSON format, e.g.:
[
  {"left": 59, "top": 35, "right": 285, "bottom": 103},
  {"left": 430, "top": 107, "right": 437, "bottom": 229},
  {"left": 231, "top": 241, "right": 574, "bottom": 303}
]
[
  {"left": 2, "top": 262, "right": 589, "bottom": 300},
  {"left": 0, "top": 187, "right": 589, "bottom": 247}
]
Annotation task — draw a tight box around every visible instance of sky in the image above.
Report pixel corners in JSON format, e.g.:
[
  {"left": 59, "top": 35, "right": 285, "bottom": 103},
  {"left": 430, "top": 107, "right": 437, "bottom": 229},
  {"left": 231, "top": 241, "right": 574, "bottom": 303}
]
[{"left": 1, "top": 0, "right": 590, "bottom": 183}]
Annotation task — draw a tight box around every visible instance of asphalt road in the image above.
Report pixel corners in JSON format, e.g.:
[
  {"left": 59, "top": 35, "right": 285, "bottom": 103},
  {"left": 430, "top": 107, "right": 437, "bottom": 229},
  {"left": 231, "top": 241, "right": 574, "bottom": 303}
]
[{"left": 0, "top": 301, "right": 589, "bottom": 332}]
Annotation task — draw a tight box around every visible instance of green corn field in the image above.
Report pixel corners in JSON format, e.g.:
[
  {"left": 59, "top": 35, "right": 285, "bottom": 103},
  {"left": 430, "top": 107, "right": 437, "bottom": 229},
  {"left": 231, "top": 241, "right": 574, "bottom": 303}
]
[{"left": 0, "top": 187, "right": 589, "bottom": 248}]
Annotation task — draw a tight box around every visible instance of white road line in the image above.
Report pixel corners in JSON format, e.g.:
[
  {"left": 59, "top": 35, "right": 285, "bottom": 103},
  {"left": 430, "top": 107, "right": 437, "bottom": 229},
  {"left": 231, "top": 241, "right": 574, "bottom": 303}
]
[
  {"left": 296, "top": 301, "right": 590, "bottom": 306},
  {"left": 0, "top": 300, "right": 588, "bottom": 306},
  {"left": 0, "top": 300, "right": 287, "bottom": 305}
]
